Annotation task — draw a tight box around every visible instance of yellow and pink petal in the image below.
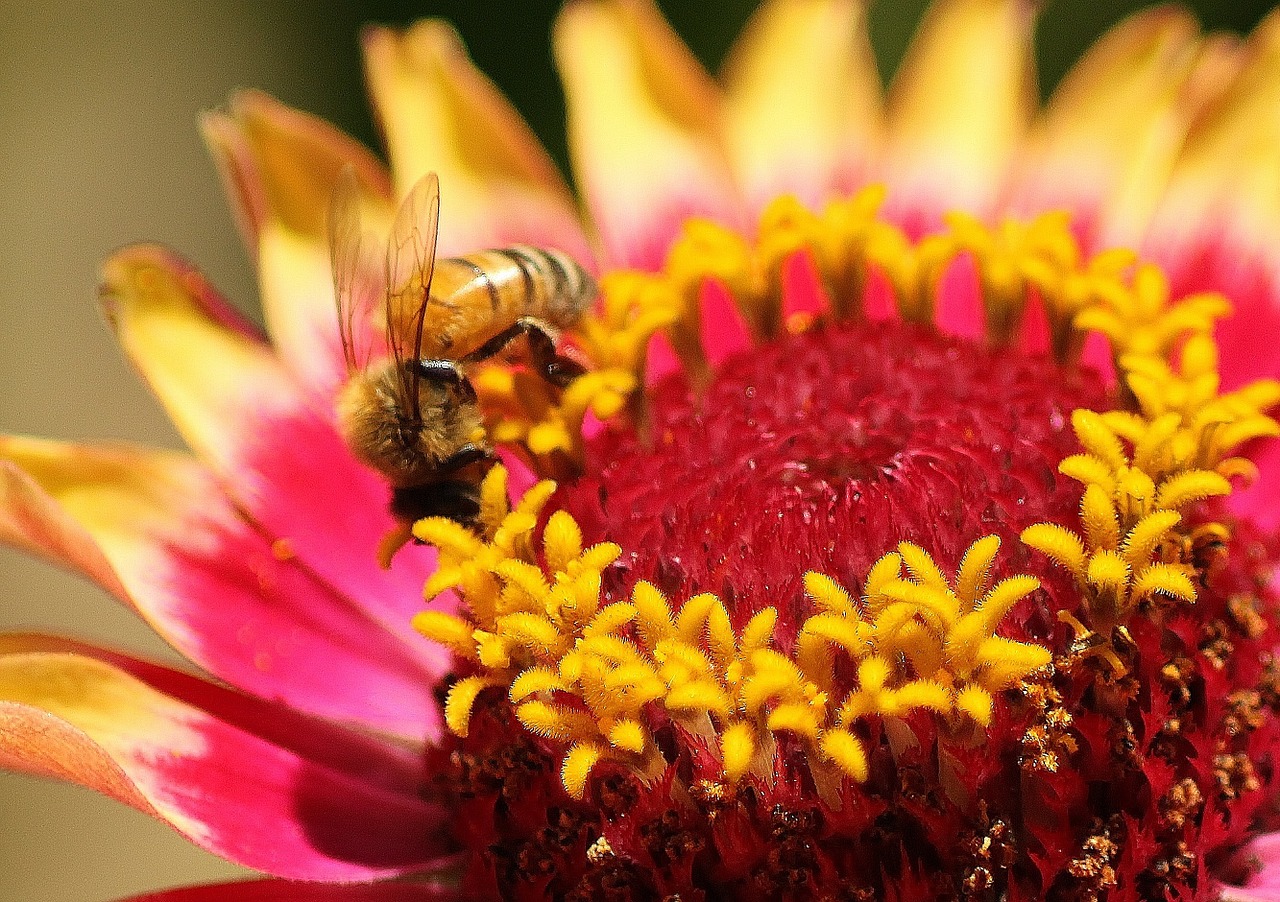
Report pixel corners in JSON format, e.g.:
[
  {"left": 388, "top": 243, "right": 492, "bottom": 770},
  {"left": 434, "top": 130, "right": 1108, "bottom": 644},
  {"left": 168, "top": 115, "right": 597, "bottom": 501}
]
[
  {"left": 883, "top": 0, "right": 1037, "bottom": 233},
  {"left": 360, "top": 20, "right": 594, "bottom": 262},
  {"left": 554, "top": 0, "right": 743, "bottom": 270},
  {"left": 0, "top": 439, "right": 441, "bottom": 738},
  {"left": 98, "top": 245, "right": 448, "bottom": 651},
  {"left": 0, "top": 635, "right": 453, "bottom": 880},
  {"left": 1012, "top": 6, "right": 1234, "bottom": 248},
  {"left": 202, "top": 90, "right": 393, "bottom": 398},
  {"left": 720, "top": 0, "right": 882, "bottom": 213}
]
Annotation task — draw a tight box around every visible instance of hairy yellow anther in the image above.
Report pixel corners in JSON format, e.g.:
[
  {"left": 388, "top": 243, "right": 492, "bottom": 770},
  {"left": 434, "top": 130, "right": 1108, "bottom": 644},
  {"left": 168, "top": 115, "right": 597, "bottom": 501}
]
[
  {"left": 1075, "top": 261, "right": 1231, "bottom": 361},
  {"left": 1072, "top": 410, "right": 1128, "bottom": 471},
  {"left": 1121, "top": 511, "right": 1182, "bottom": 571},
  {"left": 1024, "top": 272, "right": 1274, "bottom": 640},
  {"left": 1155, "top": 470, "right": 1231, "bottom": 510},
  {"left": 820, "top": 729, "right": 870, "bottom": 782},
  {"left": 445, "top": 676, "right": 500, "bottom": 738},
  {"left": 1021, "top": 523, "right": 1087, "bottom": 577},
  {"left": 607, "top": 720, "right": 648, "bottom": 754},
  {"left": 562, "top": 742, "right": 605, "bottom": 800},
  {"left": 1080, "top": 484, "right": 1120, "bottom": 552},
  {"left": 955, "top": 684, "right": 995, "bottom": 726},
  {"left": 510, "top": 667, "right": 567, "bottom": 702},
  {"left": 543, "top": 511, "right": 584, "bottom": 574},
  {"left": 956, "top": 535, "right": 1002, "bottom": 607},
  {"left": 1129, "top": 564, "right": 1197, "bottom": 606},
  {"left": 720, "top": 722, "right": 757, "bottom": 783},
  {"left": 411, "top": 611, "right": 479, "bottom": 660}
]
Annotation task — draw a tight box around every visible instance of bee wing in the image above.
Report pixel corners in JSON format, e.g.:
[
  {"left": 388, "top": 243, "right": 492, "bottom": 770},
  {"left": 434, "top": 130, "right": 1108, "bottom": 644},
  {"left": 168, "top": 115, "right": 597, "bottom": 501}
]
[
  {"left": 384, "top": 171, "right": 440, "bottom": 424},
  {"left": 328, "top": 168, "right": 385, "bottom": 374}
]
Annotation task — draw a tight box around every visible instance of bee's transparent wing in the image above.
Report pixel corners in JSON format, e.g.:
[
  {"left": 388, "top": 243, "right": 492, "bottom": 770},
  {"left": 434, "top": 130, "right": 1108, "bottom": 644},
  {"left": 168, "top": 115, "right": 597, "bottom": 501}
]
[
  {"left": 384, "top": 171, "right": 440, "bottom": 423},
  {"left": 328, "top": 168, "right": 385, "bottom": 375}
]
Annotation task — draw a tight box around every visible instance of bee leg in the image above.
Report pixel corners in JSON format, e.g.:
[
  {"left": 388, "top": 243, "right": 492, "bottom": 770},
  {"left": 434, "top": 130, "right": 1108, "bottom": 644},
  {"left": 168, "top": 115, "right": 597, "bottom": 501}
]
[
  {"left": 391, "top": 480, "right": 482, "bottom": 527},
  {"left": 437, "top": 443, "right": 495, "bottom": 476},
  {"left": 412, "top": 359, "right": 477, "bottom": 402},
  {"left": 524, "top": 320, "right": 588, "bottom": 388},
  {"left": 460, "top": 318, "right": 587, "bottom": 388}
]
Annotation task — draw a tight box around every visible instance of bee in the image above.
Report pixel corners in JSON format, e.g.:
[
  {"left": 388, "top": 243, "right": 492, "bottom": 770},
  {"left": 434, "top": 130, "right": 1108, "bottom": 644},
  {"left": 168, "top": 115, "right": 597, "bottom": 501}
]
[{"left": 329, "top": 170, "right": 596, "bottom": 526}]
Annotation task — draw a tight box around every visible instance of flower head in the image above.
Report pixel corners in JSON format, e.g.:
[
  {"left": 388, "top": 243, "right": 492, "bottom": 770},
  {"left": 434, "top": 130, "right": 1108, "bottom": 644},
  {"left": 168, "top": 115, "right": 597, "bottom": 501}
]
[{"left": 4, "top": 2, "right": 1280, "bottom": 901}]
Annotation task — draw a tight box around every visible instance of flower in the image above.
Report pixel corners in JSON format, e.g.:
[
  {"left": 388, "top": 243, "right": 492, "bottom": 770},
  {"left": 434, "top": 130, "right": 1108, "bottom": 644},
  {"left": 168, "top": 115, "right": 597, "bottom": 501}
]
[{"left": 3, "top": 0, "right": 1280, "bottom": 900}]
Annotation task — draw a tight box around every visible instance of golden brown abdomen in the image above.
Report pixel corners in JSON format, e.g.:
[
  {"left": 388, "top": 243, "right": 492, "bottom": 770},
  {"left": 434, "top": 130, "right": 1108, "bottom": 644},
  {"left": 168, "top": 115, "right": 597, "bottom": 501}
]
[{"left": 416, "top": 245, "right": 596, "bottom": 359}]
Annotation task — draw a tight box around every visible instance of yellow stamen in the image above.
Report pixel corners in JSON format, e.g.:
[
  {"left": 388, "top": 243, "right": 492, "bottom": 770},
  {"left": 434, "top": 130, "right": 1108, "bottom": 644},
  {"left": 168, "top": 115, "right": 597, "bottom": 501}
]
[{"left": 414, "top": 502, "right": 1050, "bottom": 798}]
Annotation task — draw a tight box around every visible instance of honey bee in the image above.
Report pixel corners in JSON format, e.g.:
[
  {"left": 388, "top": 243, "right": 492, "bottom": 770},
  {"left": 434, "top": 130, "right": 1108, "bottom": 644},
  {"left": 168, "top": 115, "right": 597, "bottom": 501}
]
[{"left": 329, "top": 170, "right": 596, "bottom": 526}]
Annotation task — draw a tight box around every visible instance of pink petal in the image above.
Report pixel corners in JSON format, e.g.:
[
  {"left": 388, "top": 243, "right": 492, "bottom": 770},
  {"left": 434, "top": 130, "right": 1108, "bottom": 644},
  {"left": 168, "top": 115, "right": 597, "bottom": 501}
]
[
  {"left": 933, "top": 256, "right": 986, "bottom": 342},
  {"left": 121, "top": 880, "right": 459, "bottom": 902},
  {"left": 1237, "top": 831, "right": 1280, "bottom": 898},
  {"left": 98, "top": 245, "right": 449, "bottom": 670},
  {"left": 0, "top": 440, "right": 440, "bottom": 738},
  {"left": 0, "top": 635, "right": 454, "bottom": 880}
]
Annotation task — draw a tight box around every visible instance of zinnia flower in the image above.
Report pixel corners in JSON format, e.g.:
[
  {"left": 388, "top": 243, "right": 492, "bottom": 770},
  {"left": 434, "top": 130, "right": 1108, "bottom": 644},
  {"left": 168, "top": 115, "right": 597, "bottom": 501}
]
[{"left": 4, "top": 1, "right": 1280, "bottom": 900}]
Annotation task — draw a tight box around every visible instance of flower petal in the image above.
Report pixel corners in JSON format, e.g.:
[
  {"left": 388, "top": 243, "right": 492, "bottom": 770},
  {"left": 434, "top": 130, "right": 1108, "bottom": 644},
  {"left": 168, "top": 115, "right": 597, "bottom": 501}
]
[
  {"left": 721, "top": 0, "right": 882, "bottom": 212},
  {"left": 884, "top": 0, "right": 1037, "bottom": 232},
  {"left": 203, "top": 90, "right": 392, "bottom": 252},
  {"left": 1145, "top": 13, "right": 1280, "bottom": 380},
  {"left": 98, "top": 245, "right": 447, "bottom": 666},
  {"left": 1152, "top": 12, "right": 1280, "bottom": 266},
  {"left": 1015, "top": 7, "right": 1236, "bottom": 248},
  {"left": 554, "top": 0, "right": 743, "bottom": 269},
  {"left": 361, "top": 21, "right": 594, "bottom": 261},
  {"left": 0, "top": 635, "right": 453, "bottom": 880},
  {"left": 0, "top": 439, "right": 440, "bottom": 738},
  {"left": 1235, "top": 831, "right": 1280, "bottom": 899},
  {"left": 202, "top": 91, "right": 394, "bottom": 397},
  {"left": 121, "top": 880, "right": 459, "bottom": 902}
]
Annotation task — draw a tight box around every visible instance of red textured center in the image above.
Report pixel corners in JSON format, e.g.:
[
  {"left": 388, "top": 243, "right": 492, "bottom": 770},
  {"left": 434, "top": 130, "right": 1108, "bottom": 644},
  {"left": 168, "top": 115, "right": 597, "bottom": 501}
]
[{"left": 557, "top": 319, "right": 1110, "bottom": 616}]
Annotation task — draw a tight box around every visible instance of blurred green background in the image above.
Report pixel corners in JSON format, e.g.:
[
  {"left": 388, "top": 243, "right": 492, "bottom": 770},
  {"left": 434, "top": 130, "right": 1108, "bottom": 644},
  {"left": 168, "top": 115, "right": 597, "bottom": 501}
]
[{"left": 0, "top": 1, "right": 1272, "bottom": 899}]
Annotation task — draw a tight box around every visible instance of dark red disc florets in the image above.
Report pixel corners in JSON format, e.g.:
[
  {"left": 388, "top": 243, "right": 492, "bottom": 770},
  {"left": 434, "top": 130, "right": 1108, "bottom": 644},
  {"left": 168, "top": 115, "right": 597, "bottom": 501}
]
[{"left": 559, "top": 319, "right": 1108, "bottom": 625}]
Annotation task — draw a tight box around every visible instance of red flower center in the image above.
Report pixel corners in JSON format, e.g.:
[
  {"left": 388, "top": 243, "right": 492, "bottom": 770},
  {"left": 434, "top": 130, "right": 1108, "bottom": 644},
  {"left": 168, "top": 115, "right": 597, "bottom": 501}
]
[
  {"left": 557, "top": 317, "right": 1108, "bottom": 626},
  {"left": 411, "top": 199, "right": 1280, "bottom": 901}
]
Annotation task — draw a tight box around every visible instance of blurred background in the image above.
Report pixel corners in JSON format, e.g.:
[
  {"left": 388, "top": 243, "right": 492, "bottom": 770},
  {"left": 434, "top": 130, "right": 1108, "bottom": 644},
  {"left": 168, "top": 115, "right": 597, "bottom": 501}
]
[{"left": 0, "top": 1, "right": 1273, "bottom": 899}]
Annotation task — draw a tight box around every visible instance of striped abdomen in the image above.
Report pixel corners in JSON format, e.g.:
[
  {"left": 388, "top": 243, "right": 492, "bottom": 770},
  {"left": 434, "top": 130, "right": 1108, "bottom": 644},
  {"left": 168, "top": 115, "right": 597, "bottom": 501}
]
[{"left": 417, "top": 245, "right": 597, "bottom": 360}]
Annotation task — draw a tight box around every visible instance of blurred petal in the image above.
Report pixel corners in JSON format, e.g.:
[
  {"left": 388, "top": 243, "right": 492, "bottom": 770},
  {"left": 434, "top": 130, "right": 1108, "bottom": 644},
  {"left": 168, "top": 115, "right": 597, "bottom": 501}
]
[
  {"left": 0, "top": 635, "right": 452, "bottom": 880},
  {"left": 202, "top": 91, "right": 393, "bottom": 396},
  {"left": 1016, "top": 7, "right": 1237, "bottom": 248},
  {"left": 203, "top": 90, "right": 392, "bottom": 248},
  {"left": 0, "top": 439, "right": 439, "bottom": 738},
  {"left": 721, "top": 0, "right": 882, "bottom": 212},
  {"left": 1236, "top": 832, "right": 1280, "bottom": 898},
  {"left": 1126, "top": 14, "right": 1280, "bottom": 527},
  {"left": 122, "top": 883, "right": 460, "bottom": 902},
  {"left": 361, "top": 21, "right": 593, "bottom": 261},
  {"left": 554, "top": 0, "right": 743, "bottom": 269},
  {"left": 885, "top": 0, "right": 1037, "bottom": 232},
  {"left": 1146, "top": 12, "right": 1280, "bottom": 378},
  {"left": 98, "top": 245, "right": 446, "bottom": 667},
  {"left": 1154, "top": 12, "right": 1280, "bottom": 262}
]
